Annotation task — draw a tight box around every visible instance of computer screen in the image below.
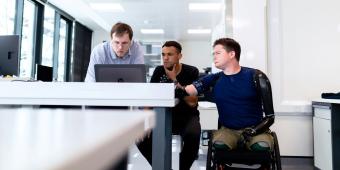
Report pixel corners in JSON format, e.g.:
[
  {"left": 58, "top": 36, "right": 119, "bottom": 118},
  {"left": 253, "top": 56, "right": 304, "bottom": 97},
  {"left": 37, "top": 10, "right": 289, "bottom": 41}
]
[
  {"left": 36, "top": 64, "right": 53, "bottom": 82},
  {"left": 95, "top": 64, "right": 146, "bottom": 82},
  {"left": 0, "top": 35, "right": 20, "bottom": 76}
]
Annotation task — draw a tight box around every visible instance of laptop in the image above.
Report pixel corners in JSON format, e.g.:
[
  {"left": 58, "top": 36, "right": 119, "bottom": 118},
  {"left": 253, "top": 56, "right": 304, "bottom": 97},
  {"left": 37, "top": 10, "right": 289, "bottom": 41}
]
[
  {"left": 94, "top": 64, "right": 146, "bottom": 83},
  {"left": 36, "top": 64, "right": 53, "bottom": 82},
  {"left": 0, "top": 35, "right": 20, "bottom": 76}
]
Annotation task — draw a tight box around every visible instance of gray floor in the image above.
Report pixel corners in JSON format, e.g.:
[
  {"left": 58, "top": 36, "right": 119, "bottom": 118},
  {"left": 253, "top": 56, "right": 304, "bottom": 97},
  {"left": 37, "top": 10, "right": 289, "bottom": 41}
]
[
  {"left": 280, "top": 157, "right": 314, "bottom": 170},
  {"left": 128, "top": 137, "right": 314, "bottom": 170}
]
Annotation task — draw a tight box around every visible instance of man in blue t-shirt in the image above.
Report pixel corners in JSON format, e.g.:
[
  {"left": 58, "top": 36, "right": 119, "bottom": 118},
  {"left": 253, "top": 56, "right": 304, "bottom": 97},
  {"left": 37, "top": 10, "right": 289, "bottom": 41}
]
[
  {"left": 85, "top": 22, "right": 144, "bottom": 82},
  {"left": 182, "top": 38, "right": 274, "bottom": 151}
]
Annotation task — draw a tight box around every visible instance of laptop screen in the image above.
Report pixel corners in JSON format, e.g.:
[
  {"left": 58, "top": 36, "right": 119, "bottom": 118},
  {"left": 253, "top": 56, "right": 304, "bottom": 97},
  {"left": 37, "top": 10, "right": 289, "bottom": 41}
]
[
  {"left": 0, "top": 35, "right": 20, "bottom": 76},
  {"left": 37, "top": 64, "right": 53, "bottom": 82},
  {"left": 94, "top": 64, "right": 146, "bottom": 83}
]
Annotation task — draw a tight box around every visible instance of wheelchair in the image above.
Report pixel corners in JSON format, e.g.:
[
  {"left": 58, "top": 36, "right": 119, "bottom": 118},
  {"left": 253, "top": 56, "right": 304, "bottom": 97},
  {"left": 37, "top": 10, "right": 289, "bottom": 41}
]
[
  {"left": 205, "top": 128, "right": 281, "bottom": 170},
  {"left": 204, "top": 70, "right": 282, "bottom": 170}
]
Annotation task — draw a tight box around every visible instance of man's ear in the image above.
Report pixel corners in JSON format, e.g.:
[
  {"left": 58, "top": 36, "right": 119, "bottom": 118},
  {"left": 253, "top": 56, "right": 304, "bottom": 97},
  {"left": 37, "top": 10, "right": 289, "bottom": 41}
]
[
  {"left": 230, "top": 51, "right": 236, "bottom": 58},
  {"left": 178, "top": 53, "right": 183, "bottom": 60}
]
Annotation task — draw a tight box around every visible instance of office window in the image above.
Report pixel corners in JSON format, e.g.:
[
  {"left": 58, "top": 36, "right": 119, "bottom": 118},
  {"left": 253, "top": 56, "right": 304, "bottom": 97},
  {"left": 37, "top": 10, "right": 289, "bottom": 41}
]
[
  {"left": 0, "top": 0, "right": 15, "bottom": 35},
  {"left": 19, "top": 0, "right": 36, "bottom": 77},
  {"left": 41, "top": 5, "right": 55, "bottom": 67},
  {"left": 141, "top": 42, "right": 162, "bottom": 80},
  {"left": 5, "top": 1, "right": 75, "bottom": 80},
  {"left": 57, "top": 18, "right": 67, "bottom": 81},
  {"left": 69, "top": 22, "right": 75, "bottom": 81}
]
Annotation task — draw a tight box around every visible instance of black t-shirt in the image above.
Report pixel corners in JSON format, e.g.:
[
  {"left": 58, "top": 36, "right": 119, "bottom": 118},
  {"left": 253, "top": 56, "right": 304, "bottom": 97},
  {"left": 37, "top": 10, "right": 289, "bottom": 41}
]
[{"left": 151, "top": 64, "right": 200, "bottom": 126}]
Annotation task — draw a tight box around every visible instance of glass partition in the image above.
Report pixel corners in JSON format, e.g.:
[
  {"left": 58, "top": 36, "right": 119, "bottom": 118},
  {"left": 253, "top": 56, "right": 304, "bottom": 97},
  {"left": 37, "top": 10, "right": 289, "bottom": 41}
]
[
  {"left": 0, "top": 0, "right": 15, "bottom": 35},
  {"left": 19, "top": 0, "right": 36, "bottom": 77},
  {"left": 57, "top": 18, "right": 67, "bottom": 81},
  {"left": 41, "top": 5, "right": 55, "bottom": 67},
  {"left": 140, "top": 42, "right": 162, "bottom": 81}
]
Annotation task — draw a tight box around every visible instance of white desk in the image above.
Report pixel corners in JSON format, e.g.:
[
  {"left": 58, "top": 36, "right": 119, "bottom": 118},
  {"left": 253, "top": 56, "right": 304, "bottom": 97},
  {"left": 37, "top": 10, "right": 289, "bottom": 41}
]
[
  {"left": 0, "top": 77, "right": 31, "bottom": 82},
  {"left": 312, "top": 99, "right": 340, "bottom": 170},
  {"left": 0, "top": 82, "right": 174, "bottom": 106},
  {"left": 198, "top": 101, "right": 218, "bottom": 130},
  {"left": 0, "top": 82, "right": 175, "bottom": 170},
  {"left": 0, "top": 108, "right": 155, "bottom": 170}
]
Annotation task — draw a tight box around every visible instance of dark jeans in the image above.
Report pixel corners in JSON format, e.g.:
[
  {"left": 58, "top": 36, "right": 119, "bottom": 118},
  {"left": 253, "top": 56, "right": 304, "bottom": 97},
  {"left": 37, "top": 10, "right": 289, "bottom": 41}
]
[{"left": 136, "top": 115, "right": 201, "bottom": 170}]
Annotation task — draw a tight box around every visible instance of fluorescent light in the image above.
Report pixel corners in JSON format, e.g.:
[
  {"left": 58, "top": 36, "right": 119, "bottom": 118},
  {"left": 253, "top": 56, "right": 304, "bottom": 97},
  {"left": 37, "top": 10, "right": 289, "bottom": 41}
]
[
  {"left": 141, "top": 29, "right": 164, "bottom": 34},
  {"left": 187, "top": 29, "right": 211, "bottom": 34},
  {"left": 189, "top": 3, "right": 221, "bottom": 11},
  {"left": 152, "top": 44, "right": 162, "bottom": 48},
  {"left": 89, "top": 3, "right": 124, "bottom": 12}
]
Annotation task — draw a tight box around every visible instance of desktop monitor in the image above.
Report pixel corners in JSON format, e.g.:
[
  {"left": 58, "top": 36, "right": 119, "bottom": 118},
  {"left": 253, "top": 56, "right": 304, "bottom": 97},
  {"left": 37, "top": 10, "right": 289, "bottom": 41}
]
[
  {"left": 36, "top": 64, "right": 53, "bottom": 82},
  {"left": 0, "top": 35, "right": 20, "bottom": 76},
  {"left": 95, "top": 64, "right": 146, "bottom": 83}
]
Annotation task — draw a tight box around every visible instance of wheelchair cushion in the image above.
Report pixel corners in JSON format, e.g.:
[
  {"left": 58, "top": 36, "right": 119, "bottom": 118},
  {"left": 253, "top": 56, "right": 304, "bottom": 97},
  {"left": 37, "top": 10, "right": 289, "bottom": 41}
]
[
  {"left": 213, "top": 142, "right": 231, "bottom": 150},
  {"left": 250, "top": 142, "right": 271, "bottom": 151}
]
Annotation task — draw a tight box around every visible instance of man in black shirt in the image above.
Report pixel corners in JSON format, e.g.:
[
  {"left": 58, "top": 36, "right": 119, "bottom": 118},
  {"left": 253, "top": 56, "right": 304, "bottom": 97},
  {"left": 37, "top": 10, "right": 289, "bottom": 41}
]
[{"left": 137, "top": 41, "right": 201, "bottom": 170}]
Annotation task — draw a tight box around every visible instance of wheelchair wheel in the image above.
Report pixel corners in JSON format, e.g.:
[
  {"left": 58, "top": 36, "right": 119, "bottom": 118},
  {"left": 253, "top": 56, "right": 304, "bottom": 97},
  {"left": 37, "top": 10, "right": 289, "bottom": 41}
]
[
  {"left": 206, "top": 130, "right": 214, "bottom": 170},
  {"left": 271, "top": 132, "right": 282, "bottom": 170}
]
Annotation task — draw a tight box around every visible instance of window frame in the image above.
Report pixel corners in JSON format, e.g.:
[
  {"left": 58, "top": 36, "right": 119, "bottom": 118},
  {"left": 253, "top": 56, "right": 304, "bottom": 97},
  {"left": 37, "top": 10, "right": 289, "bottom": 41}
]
[{"left": 13, "top": 0, "right": 74, "bottom": 81}]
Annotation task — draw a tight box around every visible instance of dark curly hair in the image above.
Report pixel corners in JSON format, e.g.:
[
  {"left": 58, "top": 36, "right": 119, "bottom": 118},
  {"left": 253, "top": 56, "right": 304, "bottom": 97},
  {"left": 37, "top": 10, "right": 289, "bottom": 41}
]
[{"left": 162, "top": 41, "right": 182, "bottom": 53}]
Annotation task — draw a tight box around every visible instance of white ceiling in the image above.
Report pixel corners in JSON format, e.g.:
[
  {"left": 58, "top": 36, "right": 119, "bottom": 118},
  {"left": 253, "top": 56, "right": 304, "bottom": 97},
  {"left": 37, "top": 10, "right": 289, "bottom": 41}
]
[{"left": 49, "top": 0, "right": 224, "bottom": 41}]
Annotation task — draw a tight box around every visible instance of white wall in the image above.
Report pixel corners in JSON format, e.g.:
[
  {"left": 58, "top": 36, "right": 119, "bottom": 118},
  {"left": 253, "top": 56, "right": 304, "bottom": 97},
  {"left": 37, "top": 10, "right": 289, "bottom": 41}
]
[
  {"left": 91, "top": 28, "right": 110, "bottom": 49},
  {"left": 271, "top": 114, "right": 313, "bottom": 156},
  {"left": 270, "top": 0, "right": 340, "bottom": 112},
  {"left": 211, "top": 0, "right": 267, "bottom": 73},
  {"left": 179, "top": 40, "right": 212, "bottom": 72},
  {"left": 266, "top": 0, "right": 340, "bottom": 156},
  {"left": 231, "top": 0, "right": 267, "bottom": 73}
]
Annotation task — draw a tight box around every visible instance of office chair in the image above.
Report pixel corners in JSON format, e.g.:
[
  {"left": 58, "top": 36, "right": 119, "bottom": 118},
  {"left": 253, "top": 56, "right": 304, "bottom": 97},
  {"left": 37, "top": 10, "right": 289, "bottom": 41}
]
[{"left": 205, "top": 70, "right": 282, "bottom": 170}]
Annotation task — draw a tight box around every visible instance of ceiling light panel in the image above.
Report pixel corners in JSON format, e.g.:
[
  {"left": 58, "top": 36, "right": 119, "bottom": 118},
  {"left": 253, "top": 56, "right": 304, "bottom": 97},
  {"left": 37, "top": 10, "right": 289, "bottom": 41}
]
[
  {"left": 189, "top": 3, "right": 221, "bottom": 11},
  {"left": 187, "top": 29, "right": 211, "bottom": 34},
  {"left": 89, "top": 3, "right": 124, "bottom": 12},
  {"left": 141, "top": 29, "right": 164, "bottom": 34}
]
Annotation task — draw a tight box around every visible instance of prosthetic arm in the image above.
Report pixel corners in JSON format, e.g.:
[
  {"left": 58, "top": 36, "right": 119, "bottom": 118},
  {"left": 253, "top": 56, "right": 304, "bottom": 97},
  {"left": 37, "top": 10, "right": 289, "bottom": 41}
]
[
  {"left": 175, "top": 83, "right": 189, "bottom": 98},
  {"left": 242, "top": 70, "right": 275, "bottom": 138}
]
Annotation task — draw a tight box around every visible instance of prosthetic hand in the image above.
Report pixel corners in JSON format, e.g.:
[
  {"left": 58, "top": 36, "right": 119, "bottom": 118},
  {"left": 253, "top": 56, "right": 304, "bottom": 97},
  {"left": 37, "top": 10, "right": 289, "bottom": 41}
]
[
  {"left": 175, "top": 84, "right": 188, "bottom": 99},
  {"left": 241, "top": 127, "right": 256, "bottom": 142},
  {"left": 241, "top": 115, "right": 274, "bottom": 144}
]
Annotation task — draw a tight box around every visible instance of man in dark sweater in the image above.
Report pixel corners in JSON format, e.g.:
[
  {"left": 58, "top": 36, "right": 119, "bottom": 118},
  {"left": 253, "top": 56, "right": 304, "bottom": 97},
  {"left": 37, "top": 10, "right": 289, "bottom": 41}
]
[{"left": 137, "top": 41, "right": 201, "bottom": 170}]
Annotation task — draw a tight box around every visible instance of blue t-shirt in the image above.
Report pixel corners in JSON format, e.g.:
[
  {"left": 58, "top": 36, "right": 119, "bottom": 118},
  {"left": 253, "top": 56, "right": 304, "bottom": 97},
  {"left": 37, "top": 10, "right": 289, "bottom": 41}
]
[{"left": 195, "top": 67, "right": 263, "bottom": 129}]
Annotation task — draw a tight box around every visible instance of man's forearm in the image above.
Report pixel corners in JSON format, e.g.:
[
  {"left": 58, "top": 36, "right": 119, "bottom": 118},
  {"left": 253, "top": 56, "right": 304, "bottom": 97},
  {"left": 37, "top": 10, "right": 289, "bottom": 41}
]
[{"left": 184, "top": 84, "right": 198, "bottom": 96}]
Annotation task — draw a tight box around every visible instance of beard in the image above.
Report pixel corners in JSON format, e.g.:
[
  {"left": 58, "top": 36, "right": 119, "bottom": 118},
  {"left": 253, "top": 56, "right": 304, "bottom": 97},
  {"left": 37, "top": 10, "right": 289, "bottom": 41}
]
[
  {"left": 166, "top": 66, "right": 174, "bottom": 71},
  {"left": 165, "top": 63, "right": 175, "bottom": 71}
]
